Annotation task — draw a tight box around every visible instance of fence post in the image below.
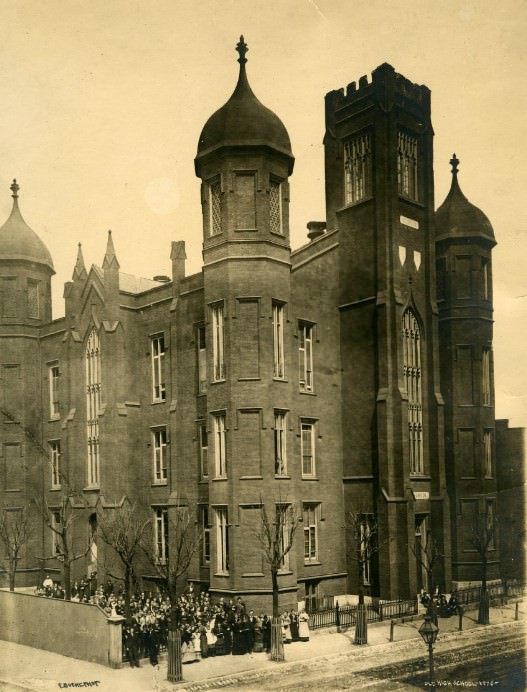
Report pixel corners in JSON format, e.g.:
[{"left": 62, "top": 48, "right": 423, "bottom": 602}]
[
  {"left": 515, "top": 602, "right": 519, "bottom": 621},
  {"left": 389, "top": 620, "right": 395, "bottom": 642},
  {"left": 107, "top": 614, "right": 125, "bottom": 669},
  {"left": 458, "top": 606, "right": 463, "bottom": 631},
  {"left": 336, "top": 601, "right": 341, "bottom": 633}
]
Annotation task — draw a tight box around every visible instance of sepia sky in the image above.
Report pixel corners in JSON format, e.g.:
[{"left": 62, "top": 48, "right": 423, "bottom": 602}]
[{"left": 0, "top": 0, "right": 525, "bottom": 426}]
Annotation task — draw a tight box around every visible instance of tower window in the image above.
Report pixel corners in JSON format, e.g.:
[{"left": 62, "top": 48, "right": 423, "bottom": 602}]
[
  {"left": 397, "top": 132, "right": 418, "bottom": 200},
  {"left": 481, "top": 258, "right": 490, "bottom": 301},
  {"left": 199, "top": 422, "right": 208, "bottom": 479},
  {"left": 215, "top": 507, "right": 229, "bottom": 574},
  {"left": 482, "top": 348, "right": 491, "bottom": 406},
  {"left": 402, "top": 310, "right": 423, "bottom": 474},
  {"left": 272, "top": 302, "right": 285, "bottom": 379},
  {"left": 197, "top": 325, "right": 207, "bottom": 393},
  {"left": 274, "top": 411, "right": 287, "bottom": 476},
  {"left": 483, "top": 429, "right": 494, "bottom": 478},
  {"left": 344, "top": 133, "right": 371, "bottom": 205},
  {"left": 269, "top": 180, "right": 283, "bottom": 234},
  {"left": 211, "top": 302, "right": 225, "bottom": 381},
  {"left": 301, "top": 421, "right": 316, "bottom": 477},
  {"left": 208, "top": 177, "right": 222, "bottom": 236},
  {"left": 213, "top": 412, "right": 227, "bottom": 478}
]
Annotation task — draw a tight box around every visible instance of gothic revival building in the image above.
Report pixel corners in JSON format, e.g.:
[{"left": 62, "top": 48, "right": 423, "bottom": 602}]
[{"left": 0, "top": 38, "right": 521, "bottom": 608}]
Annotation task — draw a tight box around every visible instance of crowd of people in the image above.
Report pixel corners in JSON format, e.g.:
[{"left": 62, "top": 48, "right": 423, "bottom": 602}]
[
  {"left": 35, "top": 574, "right": 311, "bottom": 668},
  {"left": 420, "top": 588, "right": 460, "bottom": 618}
]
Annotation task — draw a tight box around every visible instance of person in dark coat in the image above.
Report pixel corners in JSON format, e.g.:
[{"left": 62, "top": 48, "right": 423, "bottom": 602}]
[
  {"left": 290, "top": 609, "right": 299, "bottom": 641},
  {"left": 262, "top": 614, "right": 271, "bottom": 653}
]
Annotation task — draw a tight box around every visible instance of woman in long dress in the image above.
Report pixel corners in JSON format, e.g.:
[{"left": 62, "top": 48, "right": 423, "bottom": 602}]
[{"left": 298, "top": 610, "right": 310, "bottom": 642}]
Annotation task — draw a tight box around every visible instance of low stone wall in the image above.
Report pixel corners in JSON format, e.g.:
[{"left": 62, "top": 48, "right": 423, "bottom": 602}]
[{"left": 0, "top": 590, "right": 122, "bottom": 667}]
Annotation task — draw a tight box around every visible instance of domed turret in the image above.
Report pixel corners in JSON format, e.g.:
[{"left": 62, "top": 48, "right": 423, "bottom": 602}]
[
  {"left": 436, "top": 155, "right": 495, "bottom": 245},
  {"left": 195, "top": 36, "right": 294, "bottom": 174},
  {"left": 0, "top": 180, "right": 54, "bottom": 272}
]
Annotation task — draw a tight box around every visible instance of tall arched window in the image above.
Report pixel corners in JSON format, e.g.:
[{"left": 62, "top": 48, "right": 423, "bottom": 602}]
[
  {"left": 402, "top": 310, "right": 423, "bottom": 474},
  {"left": 86, "top": 328, "right": 101, "bottom": 487}
]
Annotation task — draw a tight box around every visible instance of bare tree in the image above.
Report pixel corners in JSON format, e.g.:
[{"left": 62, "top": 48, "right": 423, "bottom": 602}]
[
  {"left": 0, "top": 505, "right": 30, "bottom": 591},
  {"left": 346, "top": 509, "right": 390, "bottom": 645},
  {"left": 141, "top": 504, "right": 198, "bottom": 620},
  {"left": 34, "top": 492, "right": 92, "bottom": 600},
  {"left": 141, "top": 503, "right": 199, "bottom": 683},
  {"left": 470, "top": 501, "right": 498, "bottom": 625},
  {"left": 96, "top": 499, "right": 151, "bottom": 618},
  {"left": 253, "top": 498, "right": 300, "bottom": 661}
]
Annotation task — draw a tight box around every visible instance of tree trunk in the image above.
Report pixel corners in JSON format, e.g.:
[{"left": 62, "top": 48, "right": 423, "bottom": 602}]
[
  {"left": 9, "top": 562, "right": 15, "bottom": 591},
  {"left": 270, "top": 568, "right": 284, "bottom": 661},
  {"left": 63, "top": 559, "right": 72, "bottom": 600},
  {"left": 124, "top": 564, "right": 133, "bottom": 618},
  {"left": 478, "top": 557, "right": 490, "bottom": 625}
]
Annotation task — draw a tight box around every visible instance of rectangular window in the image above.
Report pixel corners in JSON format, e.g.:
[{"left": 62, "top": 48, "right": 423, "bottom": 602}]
[
  {"left": 49, "top": 440, "right": 61, "bottom": 489},
  {"left": 199, "top": 423, "right": 208, "bottom": 479},
  {"left": 298, "top": 323, "right": 314, "bottom": 392},
  {"left": 344, "top": 133, "right": 371, "bottom": 204},
  {"left": 211, "top": 303, "right": 225, "bottom": 381},
  {"left": 49, "top": 364, "right": 60, "bottom": 419},
  {"left": 213, "top": 413, "right": 227, "bottom": 478},
  {"left": 215, "top": 507, "right": 229, "bottom": 573},
  {"left": 456, "top": 256, "right": 472, "bottom": 299},
  {"left": 209, "top": 177, "right": 222, "bottom": 236},
  {"left": 303, "top": 503, "right": 319, "bottom": 563},
  {"left": 151, "top": 334, "right": 166, "bottom": 402},
  {"left": 152, "top": 427, "right": 168, "bottom": 484},
  {"left": 482, "top": 348, "right": 491, "bottom": 406},
  {"left": 397, "top": 131, "right": 418, "bottom": 200},
  {"left": 301, "top": 421, "right": 316, "bottom": 477},
  {"left": 154, "top": 507, "right": 169, "bottom": 564},
  {"left": 27, "top": 279, "right": 40, "bottom": 318},
  {"left": 269, "top": 179, "right": 283, "bottom": 234},
  {"left": 482, "top": 258, "right": 490, "bottom": 301},
  {"left": 277, "top": 504, "right": 291, "bottom": 571},
  {"left": 51, "top": 510, "right": 62, "bottom": 556},
  {"left": 274, "top": 412, "right": 287, "bottom": 476},
  {"left": 201, "top": 506, "right": 211, "bottom": 565},
  {"left": 197, "top": 325, "right": 207, "bottom": 393},
  {"left": 272, "top": 302, "right": 285, "bottom": 379},
  {"left": 458, "top": 428, "right": 476, "bottom": 477},
  {"left": 483, "top": 429, "right": 494, "bottom": 478}
]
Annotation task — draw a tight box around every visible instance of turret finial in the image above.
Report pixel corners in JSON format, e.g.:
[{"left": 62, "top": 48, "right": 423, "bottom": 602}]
[
  {"left": 450, "top": 153, "right": 459, "bottom": 176},
  {"left": 236, "top": 35, "right": 248, "bottom": 65},
  {"left": 10, "top": 179, "right": 19, "bottom": 199}
]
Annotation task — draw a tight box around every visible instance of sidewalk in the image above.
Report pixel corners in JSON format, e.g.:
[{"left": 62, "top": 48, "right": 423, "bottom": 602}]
[{"left": 0, "top": 602, "right": 523, "bottom": 692}]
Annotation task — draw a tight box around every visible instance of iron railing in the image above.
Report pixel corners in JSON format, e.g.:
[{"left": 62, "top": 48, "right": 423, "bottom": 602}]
[{"left": 308, "top": 597, "right": 418, "bottom": 631}]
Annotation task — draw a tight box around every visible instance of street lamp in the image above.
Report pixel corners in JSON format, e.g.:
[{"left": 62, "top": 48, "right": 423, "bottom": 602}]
[{"left": 419, "top": 613, "right": 439, "bottom": 686}]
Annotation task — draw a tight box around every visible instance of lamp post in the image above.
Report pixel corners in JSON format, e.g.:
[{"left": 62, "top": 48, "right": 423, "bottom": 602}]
[{"left": 419, "top": 613, "right": 439, "bottom": 687}]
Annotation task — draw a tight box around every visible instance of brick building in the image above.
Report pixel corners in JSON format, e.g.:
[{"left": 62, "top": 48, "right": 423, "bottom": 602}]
[{"left": 0, "top": 38, "right": 522, "bottom": 608}]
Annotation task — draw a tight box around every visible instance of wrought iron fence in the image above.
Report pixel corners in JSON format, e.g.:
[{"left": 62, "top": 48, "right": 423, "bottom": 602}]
[
  {"left": 308, "top": 597, "right": 418, "bottom": 631},
  {"left": 452, "top": 579, "right": 525, "bottom": 607}
]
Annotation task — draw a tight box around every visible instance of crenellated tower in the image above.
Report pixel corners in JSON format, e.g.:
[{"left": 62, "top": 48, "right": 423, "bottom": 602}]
[
  {"left": 436, "top": 155, "right": 499, "bottom": 587},
  {"left": 325, "top": 64, "right": 450, "bottom": 598}
]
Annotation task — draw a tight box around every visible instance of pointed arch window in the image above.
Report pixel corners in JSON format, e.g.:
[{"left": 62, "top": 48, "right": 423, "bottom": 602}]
[
  {"left": 402, "top": 310, "right": 423, "bottom": 474},
  {"left": 86, "top": 328, "right": 101, "bottom": 487}
]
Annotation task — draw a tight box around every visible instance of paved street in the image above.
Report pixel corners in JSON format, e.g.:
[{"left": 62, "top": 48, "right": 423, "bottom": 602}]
[{"left": 0, "top": 604, "right": 524, "bottom": 692}]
